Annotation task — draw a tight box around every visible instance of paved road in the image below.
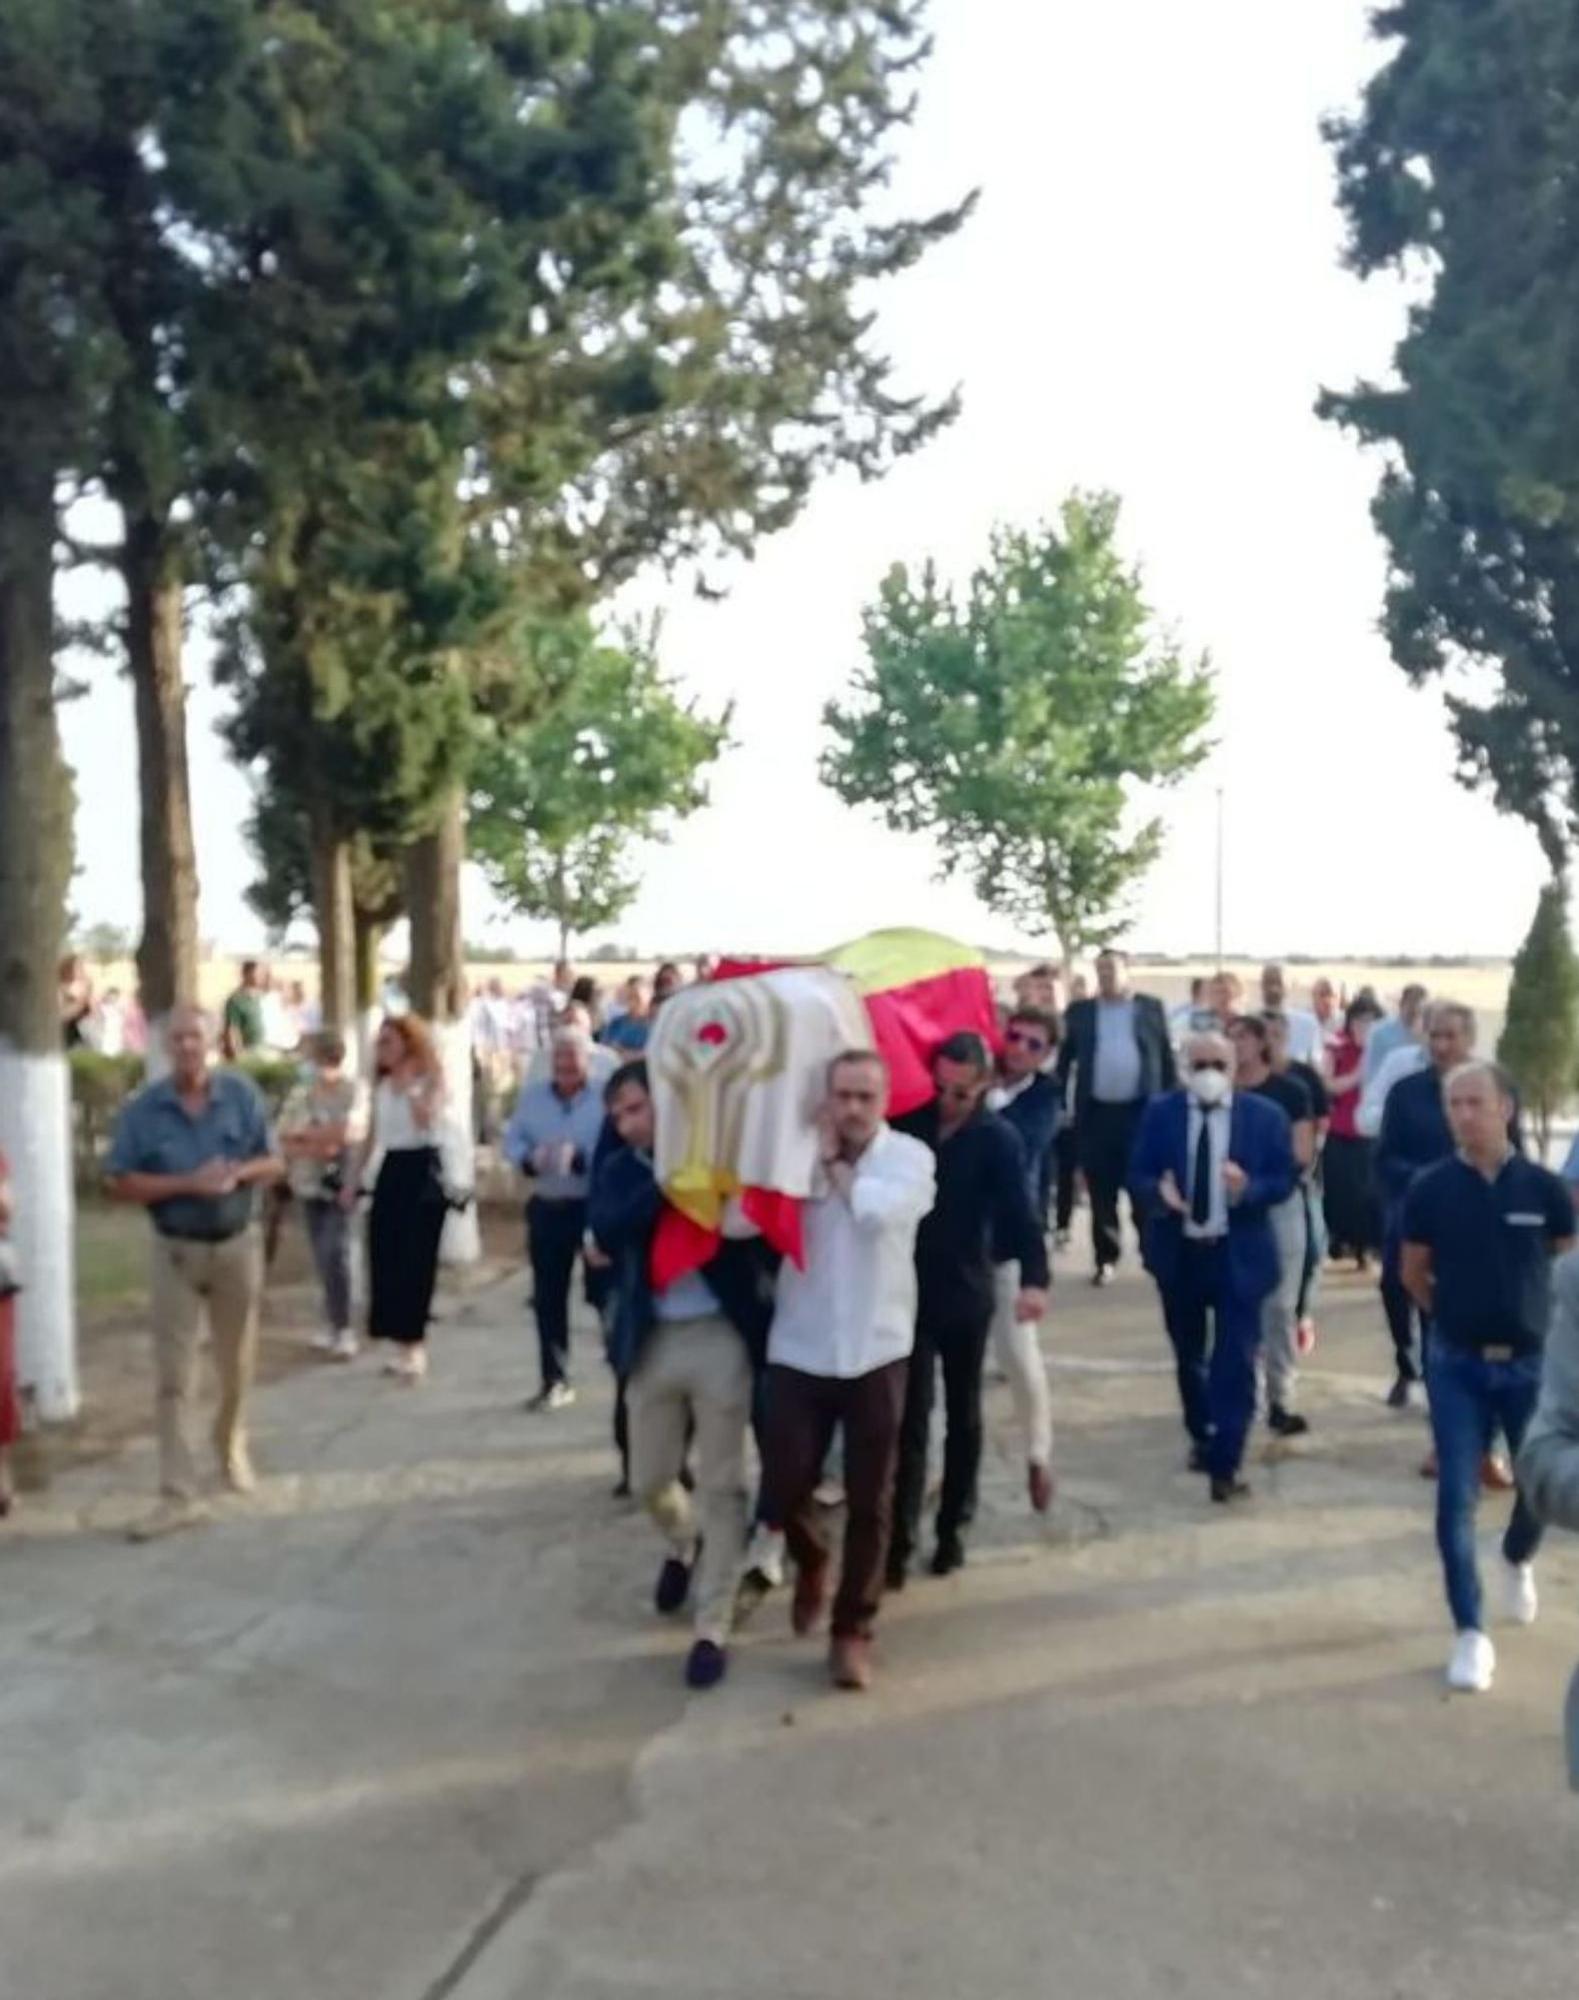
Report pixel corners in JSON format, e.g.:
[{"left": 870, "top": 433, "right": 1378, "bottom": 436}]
[{"left": 4, "top": 1249, "right": 1578, "bottom": 2000}]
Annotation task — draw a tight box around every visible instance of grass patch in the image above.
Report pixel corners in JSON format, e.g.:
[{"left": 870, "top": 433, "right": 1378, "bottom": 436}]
[{"left": 75, "top": 1201, "right": 148, "bottom": 1311}]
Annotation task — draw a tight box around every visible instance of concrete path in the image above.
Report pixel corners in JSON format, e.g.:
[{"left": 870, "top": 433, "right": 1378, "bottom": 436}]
[{"left": 4, "top": 1251, "right": 1578, "bottom": 2000}]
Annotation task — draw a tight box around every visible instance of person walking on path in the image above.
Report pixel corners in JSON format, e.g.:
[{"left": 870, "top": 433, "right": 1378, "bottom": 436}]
[
  {"left": 107, "top": 1006, "right": 283, "bottom": 1539},
  {"left": 503, "top": 1027, "right": 607, "bottom": 1412},
  {"left": 345, "top": 1016, "right": 448, "bottom": 1384},
  {"left": 590, "top": 1062, "right": 776, "bottom": 1690},
  {"left": 1516, "top": 1249, "right": 1579, "bottom": 1781},
  {"left": 1400, "top": 1061, "right": 1572, "bottom": 1694},
  {"left": 890, "top": 1033, "right": 1050, "bottom": 1582},
  {"left": 277, "top": 1032, "right": 367, "bottom": 1361},
  {"left": 761, "top": 1051, "right": 936, "bottom": 1690},
  {"left": 1129, "top": 1030, "right": 1297, "bottom": 1503},
  {"left": 1323, "top": 993, "right": 1384, "bottom": 1266},
  {"left": 1266, "top": 1009, "right": 1331, "bottom": 1364},
  {"left": 1229, "top": 1015, "right": 1315, "bottom": 1439},
  {"left": 1057, "top": 949, "right": 1175, "bottom": 1286},
  {"left": 0, "top": 1149, "right": 19, "bottom": 1518},
  {"left": 1373, "top": 1003, "right": 1475, "bottom": 1413},
  {"left": 987, "top": 1006, "right": 1061, "bottom": 1510},
  {"left": 1365, "top": 982, "right": 1430, "bottom": 1084}
]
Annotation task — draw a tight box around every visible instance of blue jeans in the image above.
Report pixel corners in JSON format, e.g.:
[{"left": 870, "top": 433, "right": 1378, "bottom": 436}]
[{"left": 1425, "top": 1343, "right": 1544, "bottom": 1631}]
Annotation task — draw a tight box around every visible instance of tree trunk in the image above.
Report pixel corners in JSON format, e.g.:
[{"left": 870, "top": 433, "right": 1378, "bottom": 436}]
[
  {"left": 406, "top": 788, "right": 466, "bottom": 1025},
  {"left": 404, "top": 788, "right": 476, "bottom": 1263},
  {"left": 309, "top": 801, "right": 355, "bottom": 1039},
  {"left": 122, "top": 507, "right": 199, "bottom": 1030},
  {"left": 0, "top": 464, "right": 79, "bottom": 1419},
  {"left": 353, "top": 907, "right": 385, "bottom": 1078}
]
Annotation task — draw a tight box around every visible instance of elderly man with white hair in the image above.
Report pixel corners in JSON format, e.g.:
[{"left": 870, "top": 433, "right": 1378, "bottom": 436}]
[
  {"left": 503, "top": 1026, "right": 607, "bottom": 1411},
  {"left": 107, "top": 1005, "right": 284, "bottom": 1540},
  {"left": 1129, "top": 1028, "right": 1297, "bottom": 1503}
]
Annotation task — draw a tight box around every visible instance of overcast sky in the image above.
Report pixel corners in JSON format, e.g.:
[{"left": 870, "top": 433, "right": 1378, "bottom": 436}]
[{"left": 61, "top": 0, "right": 1548, "bottom": 967}]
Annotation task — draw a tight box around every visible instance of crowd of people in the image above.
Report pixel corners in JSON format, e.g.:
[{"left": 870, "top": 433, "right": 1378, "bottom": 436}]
[{"left": 8, "top": 952, "right": 1579, "bottom": 1723}]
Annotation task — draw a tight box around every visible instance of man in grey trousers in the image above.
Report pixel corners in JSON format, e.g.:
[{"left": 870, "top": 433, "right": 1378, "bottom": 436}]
[{"left": 1517, "top": 1248, "right": 1579, "bottom": 1786}]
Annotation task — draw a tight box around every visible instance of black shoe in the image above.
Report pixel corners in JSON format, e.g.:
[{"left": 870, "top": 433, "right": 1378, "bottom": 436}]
[
  {"left": 1268, "top": 1405, "right": 1310, "bottom": 1438},
  {"left": 1385, "top": 1373, "right": 1412, "bottom": 1411},
  {"left": 684, "top": 1638, "right": 728, "bottom": 1691},
  {"left": 654, "top": 1542, "right": 700, "bottom": 1616},
  {"left": 884, "top": 1547, "right": 910, "bottom": 1593},
  {"left": 611, "top": 1476, "right": 632, "bottom": 1499},
  {"left": 929, "top": 1535, "right": 966, "bottom": 1577},
  {"left": 1188, "top": 1444, "right": 1212, "bottom": 1474},
  {"left": 1210, "top": 1476, "right": 1252, "bottom": 1505}
]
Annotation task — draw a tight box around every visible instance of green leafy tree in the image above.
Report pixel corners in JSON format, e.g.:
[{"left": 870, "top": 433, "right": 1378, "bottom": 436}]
[
  {"left": 226, "top": 0, "right": 970, "bottom": 1028},
  {"left": 1320, "top": 0, "right": 1579, "bottom": 871},
  {"left": 1497, "top": 879, "right": 1579, "bottom": 1151},
  {"left": 822, "top": 494, "right": 1215, "bottom": 963},
  {"left": 470, "top": 617, "right": 729, "bottom": 959}
]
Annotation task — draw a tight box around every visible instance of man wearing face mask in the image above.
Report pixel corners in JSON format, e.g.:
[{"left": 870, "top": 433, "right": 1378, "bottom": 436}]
[{"left": 1129, "top": 1031, "right": 1297, "bottom": 1502}]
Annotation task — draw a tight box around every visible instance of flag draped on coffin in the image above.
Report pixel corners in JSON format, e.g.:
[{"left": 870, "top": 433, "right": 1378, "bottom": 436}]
[{"left": 652, "top": 930, "right": 999, "bottom": 1283}]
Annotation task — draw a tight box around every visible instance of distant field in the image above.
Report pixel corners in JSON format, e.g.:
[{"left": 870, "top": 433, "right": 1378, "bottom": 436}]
[{"left": 81, "top": 950, "right": 1515, "bottom": 1049}]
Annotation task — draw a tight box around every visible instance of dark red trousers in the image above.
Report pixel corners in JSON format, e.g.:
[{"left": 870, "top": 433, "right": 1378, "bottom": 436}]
[{"left": 760, "top": 1358, "right": 909, "bottom": 1640}]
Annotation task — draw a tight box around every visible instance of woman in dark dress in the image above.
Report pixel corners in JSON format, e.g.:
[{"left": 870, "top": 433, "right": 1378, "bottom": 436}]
[
  {"left": 1323, "top": 994, "right": 1384, "bottom": 1267},
  {"left": 345, "top": 1016, "right": 448, "bottom": 1383}
]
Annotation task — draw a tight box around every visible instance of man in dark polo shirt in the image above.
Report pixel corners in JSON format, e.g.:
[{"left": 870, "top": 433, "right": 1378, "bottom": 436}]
[
  {"left": 1402, "top": 1060, "right": 1572, "bottom": 1694},
  {"left": 108, "top": 1006, "right": 282, "bottom": 1541}
]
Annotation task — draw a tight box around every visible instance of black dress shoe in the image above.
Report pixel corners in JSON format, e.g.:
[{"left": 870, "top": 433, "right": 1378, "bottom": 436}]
[
  {"left": 1210, "top": 1476, "right": 1252, "bottom": 1505},
  {"left": 1267, "top": 1405, "right": 1311, "bottom": 1438},
  {"left": 929, "top": 1535, "right": 966, "bottom": 1576},
  {"left": 884, "top": 1548, "right": 910, "bottom": 1593},
  {"left": 1188, "top": 1444, "right": 1212, "bottom": 1474},
  {"left": 654, "top": 1541, "right": 700, "bottom": 1615},
  {"left": 1385, "top": 1373, "right": 1412, "bottom": 1411}
]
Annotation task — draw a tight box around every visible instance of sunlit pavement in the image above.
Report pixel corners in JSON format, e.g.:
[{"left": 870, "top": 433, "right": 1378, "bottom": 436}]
[{"left": 4, "top": 1244, "right": 1578, "bottom": 2000}]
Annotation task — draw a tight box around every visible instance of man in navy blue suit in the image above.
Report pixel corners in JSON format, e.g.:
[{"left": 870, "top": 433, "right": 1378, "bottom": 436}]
[{"left": 1130, "top": 1028, "right": 1298, "bottom": 1502}]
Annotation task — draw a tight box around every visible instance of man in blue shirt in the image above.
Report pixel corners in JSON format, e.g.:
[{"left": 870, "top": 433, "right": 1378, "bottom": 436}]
[
  {"left": 1364, "top": 982, "right": 1429, "bottom": 1083},
  {"left": 107, "top": 1006, "right": 282, "bottom": 1540},
  {"left": 503, "top": 1028, "right": 608, "bottom": 1411},
  {"left": 1402, "top": 1061, "right": 1573, "bottom": 1694}
]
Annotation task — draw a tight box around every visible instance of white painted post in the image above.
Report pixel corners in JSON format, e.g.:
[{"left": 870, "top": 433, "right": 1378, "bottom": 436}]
[{"left": 0, "top": 1044, "right": 80, "bottom": 1419}]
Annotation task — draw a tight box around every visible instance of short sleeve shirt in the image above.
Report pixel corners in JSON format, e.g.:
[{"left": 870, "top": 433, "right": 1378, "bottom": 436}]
[
  {"left": 1402, "top": 1153, "right": 1574, "bottom": 1354},
  {"left": 107, "top": 1071, "right": 274, "bottom": 1240},
  {"left": 1252, "top": 1073, "right": 1312, "bottom": 1127},
  {"left": 223, "top": 990, "right": 265, "bottom": 1051},
  {"left": 1289, "top": 1060, "right": 1330, "bottom": 1122}
]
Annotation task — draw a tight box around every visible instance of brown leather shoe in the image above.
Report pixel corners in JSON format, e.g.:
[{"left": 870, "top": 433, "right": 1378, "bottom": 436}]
[
  {"left": 1481, "top": 1452, "right": 1515, "bottom": 1493},
  {"left": 1028, "top": 1462, "right": 1055, "bottom": 1515},
  {"left": 791, "top": 1560, "right": 830, "bottom": 1636},
  {"left": 1419, "top": 1449, "right": 1438, "bottom": 1480},
  {"left": 829, "top": 1636, "right": 873, "bottom": 1691}
]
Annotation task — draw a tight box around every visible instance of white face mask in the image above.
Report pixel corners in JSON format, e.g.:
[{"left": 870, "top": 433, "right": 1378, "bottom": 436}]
[{"left": 1189, "top": 1066, "right": 1229, "bottom": 1108}]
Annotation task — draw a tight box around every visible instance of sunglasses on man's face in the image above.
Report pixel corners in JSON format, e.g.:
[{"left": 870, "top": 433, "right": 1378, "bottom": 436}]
[
  {"left": 1005, "top": 1028, "right": 1048, "bottom": 1052},
  {"left": 1192, "top": 1059, "right": 1229, "bottom": 1074}
]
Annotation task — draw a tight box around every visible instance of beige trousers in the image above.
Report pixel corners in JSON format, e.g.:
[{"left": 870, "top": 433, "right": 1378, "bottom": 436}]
[
  {"left": 628, "top": 1315, "right": 753, "bottom": 1644},
  {"left": 991, "top": 1260, "right": 1054, "bottom": 1468},
  {"left": 149, "top": 1229, "right": 263, "bottom": 1497}
]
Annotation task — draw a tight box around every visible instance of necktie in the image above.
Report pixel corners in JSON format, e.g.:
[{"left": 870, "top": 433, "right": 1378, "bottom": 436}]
[{"left": 1191, "top": 1112, "right": 1214, "bottom": 1228}]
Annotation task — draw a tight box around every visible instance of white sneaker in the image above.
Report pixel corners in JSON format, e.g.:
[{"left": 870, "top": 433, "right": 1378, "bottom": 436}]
[
  {"left": 310, "top": 1328, "right": 338, "bottom": 1353},
  {"left": 383, "top": 1345, "right": 428, "bottom": 1383},
  {"left": 330, "top": 1329, "right": 359, "bottom": 1362},
  {"left": 743, "top": 1524, "right": 786, "bottom": 1591},
  {"left": 1497, "top": 1560, "right": 1539, "bottom": 1627},
  {"left": 1447, "top": 1629, "right": 1496, "bottom": 1694}
]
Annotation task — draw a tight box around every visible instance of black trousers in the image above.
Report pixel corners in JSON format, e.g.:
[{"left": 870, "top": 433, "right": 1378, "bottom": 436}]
[
  {"left": 1381, "top": 1199, "right": 1422, "bottom": 1382},
  {"left": 1078, "top": 1099, "right": 1144, "bottom": 1272},
  {"left": 369, "top": 1148, "right": 445, "bottom": 1345},
  {"left": 892, "top": 1303, "right": 993, "bottom": 1559},
  {"left": 1054, "top": 1122, "right": 1079, "bottom": 1234},
  {"left": 527, "top": 1197, "right": 586, "bottom": 1390}
]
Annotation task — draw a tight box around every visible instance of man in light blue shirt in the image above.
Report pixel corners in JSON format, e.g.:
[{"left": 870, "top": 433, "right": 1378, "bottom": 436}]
[
  {"left": 1365, "top": 983, "right": 1429, "bottom": 1083},
  {"left": 503, "top": 1029, "right": 607, "bottom": 1410}
]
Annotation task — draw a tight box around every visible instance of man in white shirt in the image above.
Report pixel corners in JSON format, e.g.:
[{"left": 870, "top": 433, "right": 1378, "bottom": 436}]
[
  {"left": 1260, "top": 962, "right": 1322, "bottom": 1066},
  {"left": 760, "top": 1050, "right": 936, "bottom": 1691}
]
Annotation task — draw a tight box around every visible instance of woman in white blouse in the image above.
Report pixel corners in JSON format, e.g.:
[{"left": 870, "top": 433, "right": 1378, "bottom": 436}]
[{"left": 343, "top": 1016, "right": 448, "bottom": 1381}]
